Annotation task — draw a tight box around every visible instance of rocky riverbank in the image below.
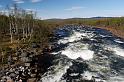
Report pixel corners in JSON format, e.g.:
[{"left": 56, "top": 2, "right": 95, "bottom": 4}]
[{"left": 0, "top": 43, "right": 54, "bottom": 82}]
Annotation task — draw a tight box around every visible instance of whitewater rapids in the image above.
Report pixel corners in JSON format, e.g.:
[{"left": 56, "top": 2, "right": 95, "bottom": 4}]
[{"left": 39, "top": 25, "right": 124, "bottom": 82}]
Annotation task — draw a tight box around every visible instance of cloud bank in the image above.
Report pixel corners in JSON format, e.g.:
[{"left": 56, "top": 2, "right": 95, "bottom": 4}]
[
  {"left": 65, "top": 6, "right": 85, "bottom": 11},
  {"left": 31, "top": 0, "right": 42, "bottom": 3},
  {"left": 13, "top": 0, "right": 24, "bottom": 4}
]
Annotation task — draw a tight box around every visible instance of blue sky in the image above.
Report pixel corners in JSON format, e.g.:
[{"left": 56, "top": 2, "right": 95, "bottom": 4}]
[{"left": 0, "top": 0, "right": 124, "bottom": 19}]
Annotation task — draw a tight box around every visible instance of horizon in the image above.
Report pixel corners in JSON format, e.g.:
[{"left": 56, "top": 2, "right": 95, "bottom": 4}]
[
  {"left": 43, "top": 16, "right": 124, "bottom": 20},
  {"left": 0, "top": 0, "right": 124, "bottom": 19}
]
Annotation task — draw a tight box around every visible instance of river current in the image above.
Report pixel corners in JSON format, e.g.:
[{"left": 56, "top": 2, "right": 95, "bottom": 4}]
[{"left": 39, "top": 25, "right": 124, "bottom": 82}]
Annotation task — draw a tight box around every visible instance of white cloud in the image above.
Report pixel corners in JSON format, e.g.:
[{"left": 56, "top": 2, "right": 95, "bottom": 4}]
[
  {"left": 13, "top": 0, "right": 20, "bottom": 1},
  {"left": 13, "top": 0, "right": 24, "bottom": 4},
  {"left": 26, "top": 9, "right": 33, "bottom": 11},
  {"left": 103, "top": 10, "right": 116, "bottom": 12},
  {"left": 31, "top": 0, "right": 42, "bottom": 3},
  {"left": 10, "top": 6, "right": 14, "bottom": 9},
  {"left": 16, "top": 1, "right": 24, "bottom": 3},
  {"left": 65, "top": 6, "right": 85, "bottom": 11},
  {"left": 26, "top": 8, "right": 36, "bottom": 12}
]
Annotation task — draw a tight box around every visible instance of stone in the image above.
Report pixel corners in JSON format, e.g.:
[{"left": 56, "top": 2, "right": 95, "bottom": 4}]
[
  {"left": 31, "top": 42, "right": 40, "bottom": 48},
  {"left": 25, "top": 63, "right": 30, "bottom": 67},
  {"left": 27, "top": 78, "right": 36, "bottom": 82},
  {"left": 21, "top": 57, "right": 31, "bottom": 62}
]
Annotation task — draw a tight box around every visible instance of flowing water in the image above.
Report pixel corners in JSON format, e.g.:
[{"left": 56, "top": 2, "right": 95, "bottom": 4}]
[{"left": 39, "top": 25, "right": 124, "bottom": 82}]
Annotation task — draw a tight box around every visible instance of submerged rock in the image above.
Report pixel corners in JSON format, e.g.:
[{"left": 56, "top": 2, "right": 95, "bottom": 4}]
[{"left": 40, "top": 25, "right": 124, "bottom": 82}]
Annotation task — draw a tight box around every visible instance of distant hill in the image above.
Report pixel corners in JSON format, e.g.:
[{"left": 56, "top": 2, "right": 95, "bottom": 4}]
[
  {"left": 44, "top": 17, "right": 114, "bottom": 22},
  {"left": 91, "top": 16, "right": 113, "bottom": 19},
  {"left": 44, "top": 18, "right": 63, "bottom": 22}
]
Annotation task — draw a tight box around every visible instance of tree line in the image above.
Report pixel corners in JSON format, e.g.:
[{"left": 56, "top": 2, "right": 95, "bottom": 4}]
[{"left": 0, "top": 4, "right": 55, "bottom": 45}]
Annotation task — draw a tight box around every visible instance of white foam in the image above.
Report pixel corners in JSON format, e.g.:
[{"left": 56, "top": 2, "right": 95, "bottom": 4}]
[
  {"left": 104, "top": 45, "right": 124, "bottom": 57},
  {"left": 107, "top": 76, "right": 124, "bottom": 82},
  {"left": 61, "top": 49, "right": 94, "bottom": 60},
  {"left": 114, "top": 39, "right": 124, "bottom": 43},
  {"left": 58, "top": 31, "right": 84, "bottom": 44},
  {"left": 113, "top": 47, "right": 124, "bottom": 57},
  {"left": 58, "top": 31, "right": 94, "bottom": 44},
  {"left": 82, "top": 71, "right": 106, "bottom": 82},
  {"left": 41, "top": 63, "right": 72, "bottom": 82},
  {"left": 100, "top": 34, "right": 106, "bottom": 38},
  {"left": 83, "top": 71, "right": 93, "bottom": 80},
  {"left": 58, "top": 31, "right": 94, "bottom": 60},
  {"left": 51, "top": 52, "right": 61, "bottom": 55},
  {"left": 70, "top": 73, "right": 79, "bottom": 76},
  {"left": 61, "top": 42, "right": 94, "bottom": 60}
]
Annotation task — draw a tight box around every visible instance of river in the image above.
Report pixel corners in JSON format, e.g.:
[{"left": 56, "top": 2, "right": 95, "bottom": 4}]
[{"left": 39, "top": 25, "right": 124, "bottom": 82}]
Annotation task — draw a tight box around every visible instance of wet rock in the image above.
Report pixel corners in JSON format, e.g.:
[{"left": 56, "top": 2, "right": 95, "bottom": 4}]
[
  {"left": 62, "top": 61, "right": 88, "bottom": 81},
  {"left": 27, "top": 78, "right": 36, "bottom": 82},
  {"left": 25, "top": 63, "right": 30, "bottom": 67},
  {"left": 20, "top": 57, "right": 31, "bottom": 63},
  {"left": 31, "top": 42, "right": 40, "bottom": 48},
  {"left": 36, "top": 53, "right": 54, "bottom": 73}
]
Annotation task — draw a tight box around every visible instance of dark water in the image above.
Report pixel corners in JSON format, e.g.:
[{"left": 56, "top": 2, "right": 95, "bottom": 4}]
[{"left": 40, "top": 25, "right": 124, "bottom": 82}]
